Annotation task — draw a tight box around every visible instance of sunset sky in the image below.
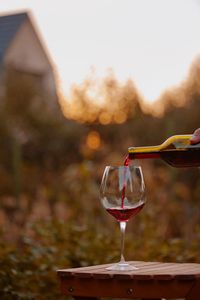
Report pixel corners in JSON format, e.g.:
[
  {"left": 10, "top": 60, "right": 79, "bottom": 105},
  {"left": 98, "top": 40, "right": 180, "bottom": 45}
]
[{"left": 0, "top": 0, "right": 200, "bottom": 102}]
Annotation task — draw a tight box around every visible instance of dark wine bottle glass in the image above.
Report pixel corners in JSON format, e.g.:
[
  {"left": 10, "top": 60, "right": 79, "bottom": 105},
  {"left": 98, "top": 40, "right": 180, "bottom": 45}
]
[{"left": 128, "top": 134, "right": 200, "bottom": 167}]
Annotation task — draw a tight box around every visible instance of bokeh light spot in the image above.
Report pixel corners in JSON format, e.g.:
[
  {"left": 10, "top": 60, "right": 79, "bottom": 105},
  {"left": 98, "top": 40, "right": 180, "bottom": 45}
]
[
  {"left": 114, "top": 111, "right": 126, "bottom": 124},
  {"left": 86, "top": 131, "right": 101, "bottom": 150},
  {"left": 99, "top": 112, "right": 111, "bottom": 125}
]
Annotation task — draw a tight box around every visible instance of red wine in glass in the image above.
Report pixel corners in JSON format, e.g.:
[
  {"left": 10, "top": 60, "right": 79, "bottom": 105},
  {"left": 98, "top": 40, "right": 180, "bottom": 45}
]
[{"left": 106, "top": 202, "right": 145, "bottom": 222}]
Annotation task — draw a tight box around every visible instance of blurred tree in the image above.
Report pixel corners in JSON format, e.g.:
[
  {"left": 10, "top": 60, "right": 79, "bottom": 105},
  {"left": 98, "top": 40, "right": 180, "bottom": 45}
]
[{"left": 0, "top": 68, "right": 88, "bottom": 201}]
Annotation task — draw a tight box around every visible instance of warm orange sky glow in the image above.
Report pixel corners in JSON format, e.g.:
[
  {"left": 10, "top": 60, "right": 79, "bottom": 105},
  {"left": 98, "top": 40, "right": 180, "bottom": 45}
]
[
  {"left": 60, "top": 73, "right": 142, "bottom": 123},
  {"left": 1, "top": 0, "right": 200, "bottom": 103}
]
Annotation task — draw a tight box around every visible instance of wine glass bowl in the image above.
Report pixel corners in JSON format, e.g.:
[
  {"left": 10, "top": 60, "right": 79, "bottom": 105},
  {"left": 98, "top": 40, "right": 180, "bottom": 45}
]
[{"left": 100, "top": 165, "right": 145, "bottom": 271}]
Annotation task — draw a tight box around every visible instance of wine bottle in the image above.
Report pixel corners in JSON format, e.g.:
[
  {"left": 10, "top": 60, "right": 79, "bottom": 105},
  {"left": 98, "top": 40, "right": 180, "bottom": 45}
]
[{"left": 128, "top": 135, "right": 200, "bottom": 168}]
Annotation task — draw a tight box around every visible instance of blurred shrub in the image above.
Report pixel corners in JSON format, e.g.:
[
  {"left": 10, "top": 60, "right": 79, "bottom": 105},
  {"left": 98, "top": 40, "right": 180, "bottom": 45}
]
[{"left": 0, "top": 219, "right": 119, "bottom": 300}]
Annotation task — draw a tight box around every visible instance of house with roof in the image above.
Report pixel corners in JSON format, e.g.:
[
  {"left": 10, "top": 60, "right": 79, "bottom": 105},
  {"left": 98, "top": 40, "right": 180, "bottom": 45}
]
[{"left": 0, "top": 11, "right": 58, "bottom": 110}]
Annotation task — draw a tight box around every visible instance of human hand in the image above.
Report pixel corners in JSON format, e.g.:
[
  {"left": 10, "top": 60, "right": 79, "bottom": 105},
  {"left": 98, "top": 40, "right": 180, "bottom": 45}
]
[{"left": 190, "top": 128, "right": 200, "bottom": 144}]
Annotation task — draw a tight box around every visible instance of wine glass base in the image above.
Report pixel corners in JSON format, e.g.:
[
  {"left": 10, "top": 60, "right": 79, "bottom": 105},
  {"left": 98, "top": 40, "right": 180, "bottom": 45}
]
[{"left": 106, "top": 262, "right": 138, "bottom": 271}]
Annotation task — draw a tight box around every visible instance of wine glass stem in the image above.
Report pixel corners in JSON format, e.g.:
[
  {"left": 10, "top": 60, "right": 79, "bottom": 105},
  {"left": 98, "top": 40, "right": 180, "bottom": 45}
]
[{"left": 119, "top": 221, "right": 127, "bottom": 263}]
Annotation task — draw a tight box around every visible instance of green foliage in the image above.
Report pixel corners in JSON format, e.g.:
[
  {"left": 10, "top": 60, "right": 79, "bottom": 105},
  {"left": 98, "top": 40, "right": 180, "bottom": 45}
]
[{"left": 0, "top": 220, "right": 119, "bottom": 299}]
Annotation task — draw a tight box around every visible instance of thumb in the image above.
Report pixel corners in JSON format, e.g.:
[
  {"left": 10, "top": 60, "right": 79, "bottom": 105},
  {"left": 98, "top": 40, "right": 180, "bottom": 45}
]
[{"left": 190, "top": 128, "right": 200, "bottom": 144}]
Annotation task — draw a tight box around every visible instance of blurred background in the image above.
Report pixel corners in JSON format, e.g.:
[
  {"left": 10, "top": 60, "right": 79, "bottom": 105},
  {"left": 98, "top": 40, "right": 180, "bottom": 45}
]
[{"left": 0, "top": 2, "right": 200, "bottom": 299}]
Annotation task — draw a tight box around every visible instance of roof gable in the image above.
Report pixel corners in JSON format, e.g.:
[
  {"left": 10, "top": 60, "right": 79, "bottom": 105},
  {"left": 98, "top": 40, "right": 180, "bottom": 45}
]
[{"left": 0, "top": 12, "right": 28, "bottom": 63}]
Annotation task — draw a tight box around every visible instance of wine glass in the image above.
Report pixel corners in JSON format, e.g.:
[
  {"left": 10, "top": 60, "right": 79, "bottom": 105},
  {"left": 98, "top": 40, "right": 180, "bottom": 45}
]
[{"left": 100, "top": 165, "right": 145, "bottom": 271}]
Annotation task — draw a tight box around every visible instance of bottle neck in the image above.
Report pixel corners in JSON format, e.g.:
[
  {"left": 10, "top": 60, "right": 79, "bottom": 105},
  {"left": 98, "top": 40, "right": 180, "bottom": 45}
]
[{"left": 128, "top": 145, "right": 161, "bottom": 159}]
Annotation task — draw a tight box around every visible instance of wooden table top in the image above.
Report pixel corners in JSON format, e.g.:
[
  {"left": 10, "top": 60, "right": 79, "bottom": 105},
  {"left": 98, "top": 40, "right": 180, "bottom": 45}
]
[
  {"left": 57, "top": 261, "right": 200, "bottom": 299},
  {"left": 57, "top": 260, "right": 200, "bottom": 280}
]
